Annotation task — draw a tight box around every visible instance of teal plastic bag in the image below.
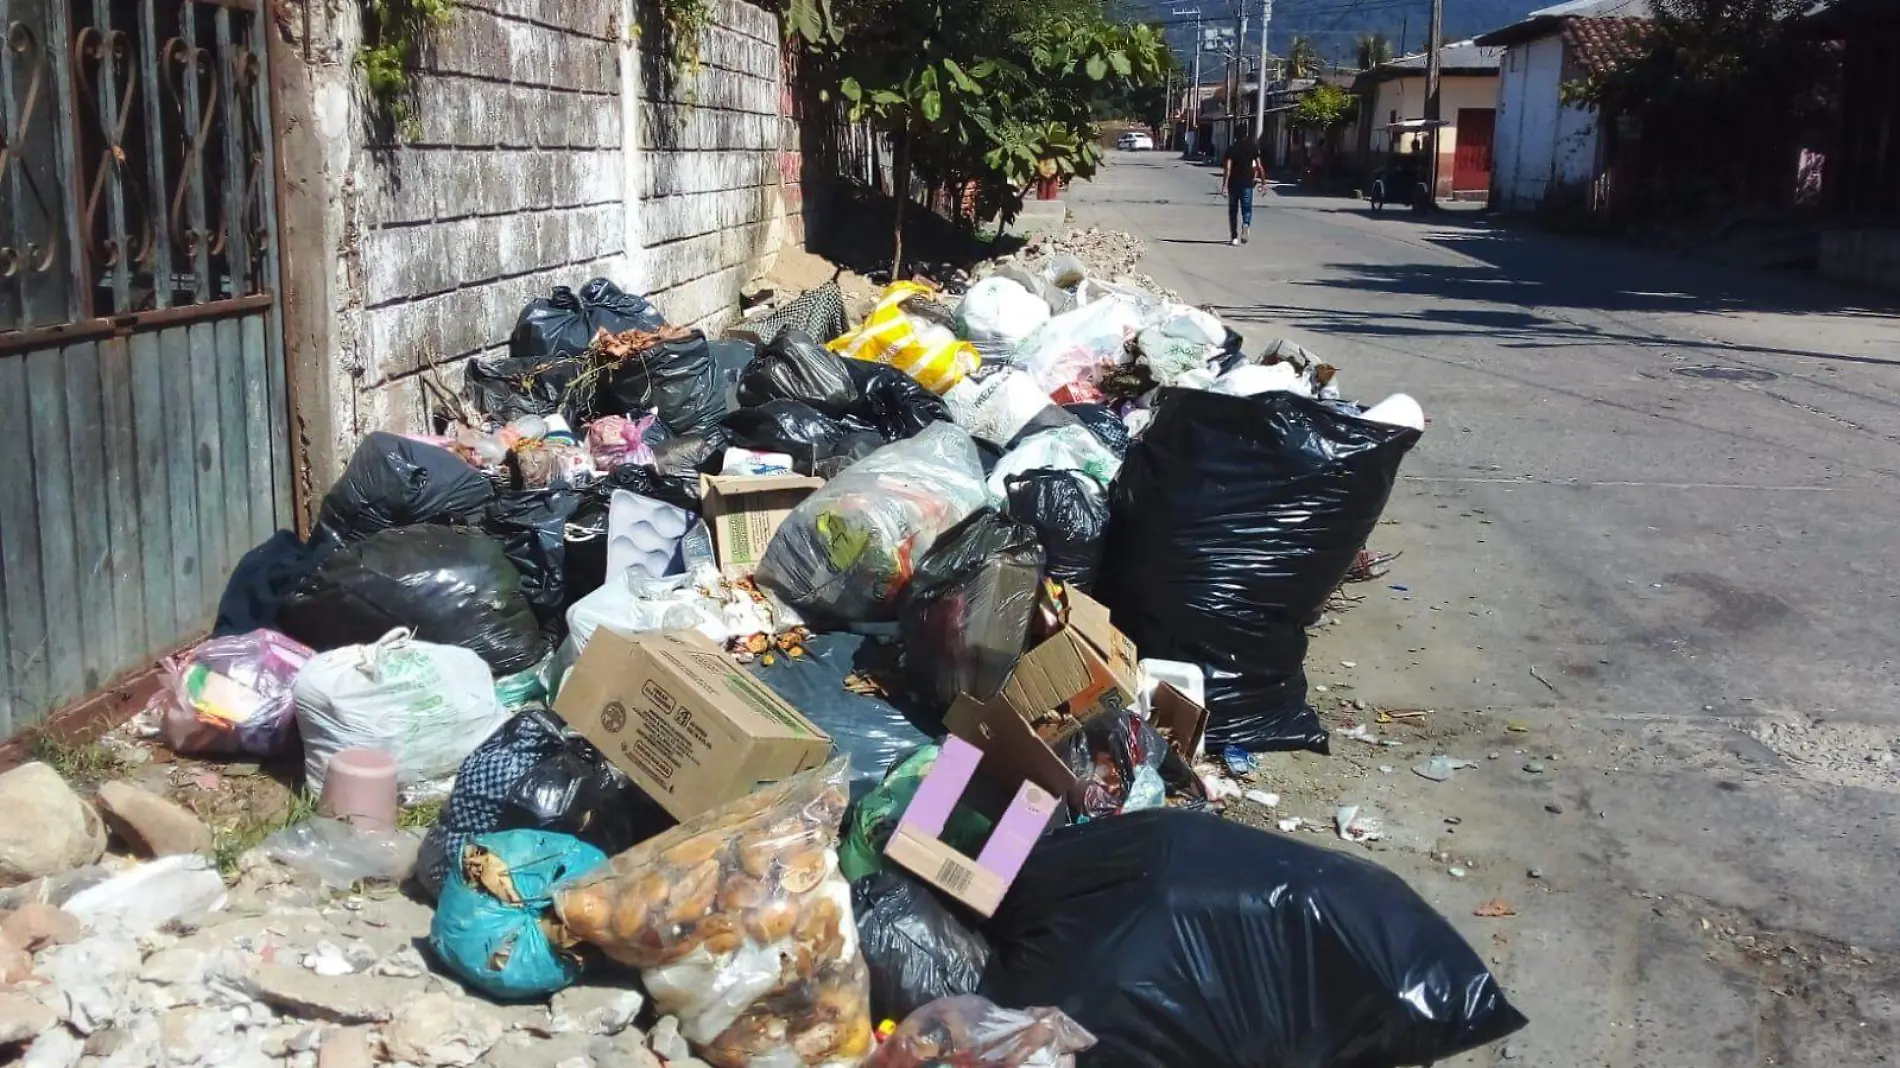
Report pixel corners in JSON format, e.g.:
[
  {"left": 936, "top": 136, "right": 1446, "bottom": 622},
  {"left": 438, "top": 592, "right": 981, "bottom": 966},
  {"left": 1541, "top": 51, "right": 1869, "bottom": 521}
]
[{"left": 429, "top": 829, "right": 607, "bottom": 1000}]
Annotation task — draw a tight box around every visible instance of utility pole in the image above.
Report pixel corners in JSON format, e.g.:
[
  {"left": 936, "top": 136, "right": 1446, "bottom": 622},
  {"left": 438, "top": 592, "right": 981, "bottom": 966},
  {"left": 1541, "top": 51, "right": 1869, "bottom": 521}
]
[
  {"left": 1424, "top": 0, "right": 1444, "bottom": 207},
  {"left": 1252, "top": 0, "right": 1273, "bottom": 139},
  {"left": 1230, "top": 4, "right": 1247, "bottom": 147},
  {"left": 1173, "top": 7, "right": 1203, "bottom": 155}
]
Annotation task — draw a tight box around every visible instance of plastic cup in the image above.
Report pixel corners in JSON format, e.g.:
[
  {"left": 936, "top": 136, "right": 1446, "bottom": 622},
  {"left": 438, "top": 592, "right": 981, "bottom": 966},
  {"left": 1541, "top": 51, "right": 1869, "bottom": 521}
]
[{"left": 318, "top": 748, "right": 400, "bottom": 832}]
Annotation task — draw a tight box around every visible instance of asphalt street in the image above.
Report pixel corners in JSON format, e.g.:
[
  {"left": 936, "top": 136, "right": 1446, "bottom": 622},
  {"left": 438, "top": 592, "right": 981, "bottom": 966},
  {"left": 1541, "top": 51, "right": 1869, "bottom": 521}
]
[{"left": 1068, "top": 152, "right": 1900, "bottom": 1068}]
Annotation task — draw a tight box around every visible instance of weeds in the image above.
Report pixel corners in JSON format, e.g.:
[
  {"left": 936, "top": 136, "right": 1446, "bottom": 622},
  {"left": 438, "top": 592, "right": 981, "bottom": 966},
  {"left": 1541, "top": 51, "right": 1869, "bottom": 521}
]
[
  {"left": 398, "top": 797, "right": 444, "bottom": 831},
  {"left": 212, "top": 788, "right": 319, "bottom": 880},
  {"left": 30, "top": 734, "right": 126, "bottom": 787}
]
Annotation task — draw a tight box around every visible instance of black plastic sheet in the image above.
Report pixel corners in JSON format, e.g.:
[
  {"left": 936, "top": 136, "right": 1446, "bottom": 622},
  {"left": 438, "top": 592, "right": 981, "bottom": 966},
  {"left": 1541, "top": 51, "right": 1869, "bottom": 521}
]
[
  {"left": 484, "top": 489, "right": 582, "bottom": 628},
  {"left": 746, "top": 632, "right": 939, "bottom": 799},
  {"left": 1061, "top": 402, "right": 1131, "bottom": 458},
  {"left": 1095, "top": 390, "right": 1420, "bottom": 753},
  {"left": 316, "top": 433, "right": 495, "bottom": 546},
  {"left": 722, "top": 399, "right": 884, "bottom": 479},
  {"left": 509, "top": 279, "right": 665, "bottom": 363},
  {"left": 980, "top": 810, "right": 1527, "bottom": 1068},
  {"left": 1003, "top": 468, "right": 1108, "bottom": 592},
  {"left": 899, "top": 509, "right": 1045, "bottom": 708},
  {"left": 853, "top": 869, "right": 991, "bottom": 1023},
  {"left": 598, "top": 332, "right": 726, "bottom": 436},
  {"left": 277, "top": 526, "right": 549, "bottom": 675},
  {"left": 738, "top": 329, "right": 861, "bottom": 416}
]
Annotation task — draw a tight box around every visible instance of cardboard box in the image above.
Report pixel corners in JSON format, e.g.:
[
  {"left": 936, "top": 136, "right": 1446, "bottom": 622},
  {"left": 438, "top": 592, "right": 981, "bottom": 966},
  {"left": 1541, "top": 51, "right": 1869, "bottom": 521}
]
[
  {"left": 1146, "top": 682, "right": 1210, "bottom": 764},
  {"left": 698, "top": 473, "right": 825, "bottom": 572},
  {"left": 882, "top": 736, "right": 1058, "bottom": 917},
  {"left": 555, "top": 629, "right": 832, "bottom": 822},
  {"left": 996, "top": 589, "right": 1139, "bottom": 728}
]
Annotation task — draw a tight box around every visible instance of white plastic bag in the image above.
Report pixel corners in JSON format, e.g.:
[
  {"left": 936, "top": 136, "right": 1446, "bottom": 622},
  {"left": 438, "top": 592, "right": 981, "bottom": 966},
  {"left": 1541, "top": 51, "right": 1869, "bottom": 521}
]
[
  {"left": 986, "top": 425, "right": 1123, "bottom": 498},
  {"left": 1154, "top": 304, "right": 1224, "bottom": 347},
  {"left": 292, "top": 629, "right": 511, "bottom": 796},
  {"left": 258, "top": 818, "right": 419, "bottom": 888},
  {"left": 567, "top": 567, "right": 731, "bottom": 655},
  {"left": 955, "top": 277, "right": 1052, "bottom": 359},
  {"left": 756, "top": 423, "right": 989, "bottom": 623},
  {"left": 1213, "top": 362, "right": 1310, "bottom": 397},
  {"left": 62, "top": 855, "right": 227, "bottom": 937},
  {"left": 945, "top": 370, "right": 1064, "bottom": 446},
  {"left": 1013, "top": 296, "right": 1146, "bottom": 396}
]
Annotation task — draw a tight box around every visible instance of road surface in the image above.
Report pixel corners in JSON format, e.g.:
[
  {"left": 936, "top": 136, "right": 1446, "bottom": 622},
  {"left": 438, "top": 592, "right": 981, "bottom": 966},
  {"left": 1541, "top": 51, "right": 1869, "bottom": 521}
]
[{"left": 1071, "top": 152, "right": 1900, "bottom": 1068}]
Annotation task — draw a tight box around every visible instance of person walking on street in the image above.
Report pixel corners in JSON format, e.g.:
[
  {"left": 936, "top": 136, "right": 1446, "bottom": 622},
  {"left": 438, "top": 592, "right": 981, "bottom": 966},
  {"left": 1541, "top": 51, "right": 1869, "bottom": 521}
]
[{"left": 1222, "top": 129, "right": 1266, "bottom": 246}]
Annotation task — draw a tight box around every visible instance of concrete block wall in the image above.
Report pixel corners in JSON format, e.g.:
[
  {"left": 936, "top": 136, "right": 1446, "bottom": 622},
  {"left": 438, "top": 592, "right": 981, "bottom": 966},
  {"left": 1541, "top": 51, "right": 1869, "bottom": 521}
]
[{"left": 275, "top": 0, "right": 798, "bottom": 488}]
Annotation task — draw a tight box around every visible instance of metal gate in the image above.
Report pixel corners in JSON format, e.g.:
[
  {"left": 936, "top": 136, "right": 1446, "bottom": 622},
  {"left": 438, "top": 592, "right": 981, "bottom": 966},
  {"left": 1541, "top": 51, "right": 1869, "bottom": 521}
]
[{"left": 0, "top": 0, "right": 290, "bottom": 739}]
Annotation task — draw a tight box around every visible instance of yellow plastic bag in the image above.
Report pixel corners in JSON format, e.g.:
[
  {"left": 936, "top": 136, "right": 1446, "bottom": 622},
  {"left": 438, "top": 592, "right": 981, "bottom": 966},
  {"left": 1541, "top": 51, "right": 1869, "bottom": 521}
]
[{"left": 828, "top": 282, "right": 980, "bottom": 394}]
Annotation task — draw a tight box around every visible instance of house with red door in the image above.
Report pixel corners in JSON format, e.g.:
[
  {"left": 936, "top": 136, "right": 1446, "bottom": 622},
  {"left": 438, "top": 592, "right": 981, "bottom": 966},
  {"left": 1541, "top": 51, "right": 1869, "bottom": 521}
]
[
  {"left": 1474, "top": 0, "right": 1654, "bottom": 215},
  {"left": 1351, "top": 43, "right": 1504, "bottom": 200}
]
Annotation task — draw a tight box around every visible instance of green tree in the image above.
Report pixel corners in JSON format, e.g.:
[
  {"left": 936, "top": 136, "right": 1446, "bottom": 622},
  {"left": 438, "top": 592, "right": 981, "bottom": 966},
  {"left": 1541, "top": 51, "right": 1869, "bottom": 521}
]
[
  {"left": 1291, "top": 82, "right": 1355, "bottom": 129},
  {"left": 1354, "top": 33, "right": 1392, "bottom": 71},
  {"left": 1287, "top": 35, "right": 1322, "bottom": 79}
]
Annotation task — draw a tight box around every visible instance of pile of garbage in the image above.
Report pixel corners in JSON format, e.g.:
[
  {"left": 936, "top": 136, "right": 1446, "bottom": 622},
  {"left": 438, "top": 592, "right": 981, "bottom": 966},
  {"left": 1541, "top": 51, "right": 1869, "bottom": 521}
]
[{"left": 0, "top": 258, "right": 1521, "bottom": 1068}]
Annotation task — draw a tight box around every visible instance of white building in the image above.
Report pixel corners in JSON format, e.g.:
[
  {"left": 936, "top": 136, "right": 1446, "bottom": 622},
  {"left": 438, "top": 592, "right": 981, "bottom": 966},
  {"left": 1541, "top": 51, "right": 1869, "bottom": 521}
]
[{"left": 1475, "top": 0, "right": 1652, "bottom": 213}]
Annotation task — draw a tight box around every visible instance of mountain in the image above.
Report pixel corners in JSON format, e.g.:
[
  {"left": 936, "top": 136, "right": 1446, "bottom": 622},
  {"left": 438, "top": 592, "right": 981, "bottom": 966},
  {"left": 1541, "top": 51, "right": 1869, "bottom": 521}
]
[{"left": 1116, "top": 0, "right": 1551, "bottom": 73}]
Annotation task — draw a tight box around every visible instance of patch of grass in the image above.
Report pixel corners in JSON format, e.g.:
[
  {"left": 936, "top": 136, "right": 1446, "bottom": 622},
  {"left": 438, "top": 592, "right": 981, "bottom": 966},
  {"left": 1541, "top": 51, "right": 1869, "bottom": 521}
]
[
  {"left": 397, "top": 797, "right": 444, "bottom": 831},
  {"left": 213, "top": 787, "right": 320, "bottom": 880},
  {"left": 29, "top": 734, "right": 126, "bottom": 787}
]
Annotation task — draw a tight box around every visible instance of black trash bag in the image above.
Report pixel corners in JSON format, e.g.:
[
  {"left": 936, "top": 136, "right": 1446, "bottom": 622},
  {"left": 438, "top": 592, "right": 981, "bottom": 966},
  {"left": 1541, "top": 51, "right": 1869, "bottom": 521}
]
[
  {"left": 1003, "top": 403, "right": 1082, "bottom": 450},
  {"left": 509, "top": 280, "right": 665, "bottom": 364},
  {"left": 842, "top": 358, "right": 952, "bottom": 441},
  {"left": 722, "top": 400, "right": 883, "bottom": 479},
  {"left": 853, "top": 869, "right": 991, "bottom": 1023},
  {"left": 1094, "top": 390, "right": 1420, "bottom": 753},
  {"left": 747, "top": 632, "right": 940, "bottom": 800},
  {"left": 597, "top": 332, "right": 726, "bottom": 436},
  {"left": 416, "top": 709, "right": 673, "bottom": 900},
  {"left": 650, "top": 427, "right": 732, "bottom": 486},
  {"left": 898, "top": 509, "right": 1045, "bottom": 708},
  {"left": 277, "top": 526, "right": 549, "bottom": 675},
  {"left": 1214, "top": 326, "right": 1249, "bottom": 374},
  {"left": 973, "top": 437, "right": 1006, "bottom": 476},
  {"left": 214, "top": 531, "right": 335, "bottom": 637},
  {"left": 1054, "top": 709, "right": 1205, "bottom": 820},
  {"left": 980, "top": 810, "right": 1528, "bottom": 1068},
  {"left": 316, "top": 432, "right": 496, "bottom": 546},
  {"left": 1003, "top": 469, "right": 1108, "bottom": 592},
  {"left": 1061, "top": 403, "right": 1131, "bottom": 459},
  {"left": 483, "top": 489, "right": 582, "bottom": 629},
  {"left": 706, "top": 338, "right": 759, "bottom": 406},
  {"left": 737, "top": 328, "right": 861, "bottom": 416},
  {"left": 465, "top": 353, "right": 590, "bottom": 424}
]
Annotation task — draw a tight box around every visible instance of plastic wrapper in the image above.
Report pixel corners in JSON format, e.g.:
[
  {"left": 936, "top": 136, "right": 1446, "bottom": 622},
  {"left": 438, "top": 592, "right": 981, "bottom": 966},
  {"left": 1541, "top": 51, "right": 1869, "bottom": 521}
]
[
  {"left": 943, "top": 370, "right": 1076, "bottom": 449},
  {"left": 147, "top": 630, "right": 313, "bottom": 757},
  {"left": 259, "top": 817, "right": 419, "bottom": 889},
  {"left": 839, "top": 747, "right": 991, "bottom": 882},
  {"left": 747, "top": 633, "right": 939, "bottom": 801},
  {"left": 841, "top": 359, "right": 952, "bottom": 442},
  {"left": 417, "top": 709, "right": 673, "bottom": 900},
  {"left": 599, "top": 331, "right": 728, "bottom": 436},
  {"left": 865, "top": 997, "right": 1094, "bottom": 1068},
  {"left": 566, "top": 568, "right": 730, "bottom": 656},
  {"left": 553, "top": 761, "right": 873, "bottom": 1067},
  {"left": 1012, "top": 295, "right": 1144, "bottom": 396},
  {"left": 316, "top": 433, "right": 496, "bottom": 545},
  {"left": 898, "top": 510, "right": 1044, "bottom": 708},
  {"left": 1095, "top": 390, "right": 1420, "bottom": 753},
  {"left": 755, "top": 423, "right": 989, "bottom": 625},
  {"left": 739, "top": 329, "right": 862, "bottom": 416},
  {"left": 852, "top": 873, "right": 991, "bottom": 1026},
  {"left": 1003, "top": 470, "right": 1108, "bottom": 592},
  {"left": 979, "top": 810, "right": 1527, "bottom": 1068},
  {"left": 586, "top": 413, "right": 659, "bottom": 469},
  {"left": 291, "top": 629, "right": 512, "bottom": 797},
  {"left": 466, "top": 353, "right": 589, "bottom": 424},
  {"left": 509, "top": 279, "right": 665, "bottom": 363},
  {"left": 830, "top": 282, "right": 981, "bottom": 394},
  {"left": 954, "top": 277, "right": 1051, "bottom": 362},
  {"left": 277, "top": 526, "right": 550, "bottom": 675},
  {"left": 1057, "top": 710, "right": 1206, "bottom": 820},
  {"left": 1059, "top": 402, "right": 1130, "bottom": 458},
  {"left": 1135, "top": 324, "right": 1216, "bottom": 387},
  {"left": 430, "top": 830, "right": 609, "bottom": 999},
  {"left": 484, "top": 488, "right": 582, "bottom": 628},
  {"left": 985, "top": 426, "right": 1121, "bottom": 499},
  {"left": 723, "top": 400, "right": 885, "bottom": 479}
]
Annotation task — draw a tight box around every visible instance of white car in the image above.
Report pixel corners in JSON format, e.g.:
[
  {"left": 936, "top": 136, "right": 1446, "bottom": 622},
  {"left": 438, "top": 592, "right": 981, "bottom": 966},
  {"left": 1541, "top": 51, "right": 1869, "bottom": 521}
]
[{"left": 1116, "top": 132, "right": 1155, "bottom": 151}]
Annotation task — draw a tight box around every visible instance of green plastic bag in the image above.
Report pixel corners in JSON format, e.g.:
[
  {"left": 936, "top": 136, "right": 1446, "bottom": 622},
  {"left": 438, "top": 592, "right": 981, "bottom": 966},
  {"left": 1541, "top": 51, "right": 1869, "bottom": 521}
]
[{"left": 840, "top": 746, "right": 993, "bottom": 881}]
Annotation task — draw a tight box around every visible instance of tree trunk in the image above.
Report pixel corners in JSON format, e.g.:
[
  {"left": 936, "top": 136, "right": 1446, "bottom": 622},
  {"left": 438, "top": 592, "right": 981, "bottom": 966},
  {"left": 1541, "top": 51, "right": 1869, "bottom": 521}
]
[{"left": 891, "top": 121, "right": 913, "bottom": 279}]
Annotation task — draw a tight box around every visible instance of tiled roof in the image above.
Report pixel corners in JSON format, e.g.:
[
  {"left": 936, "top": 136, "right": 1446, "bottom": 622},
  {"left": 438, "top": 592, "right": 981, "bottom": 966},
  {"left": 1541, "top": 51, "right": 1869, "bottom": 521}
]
[{"left": 1562, "top": 17, "right": 1649, "bottom": 75}]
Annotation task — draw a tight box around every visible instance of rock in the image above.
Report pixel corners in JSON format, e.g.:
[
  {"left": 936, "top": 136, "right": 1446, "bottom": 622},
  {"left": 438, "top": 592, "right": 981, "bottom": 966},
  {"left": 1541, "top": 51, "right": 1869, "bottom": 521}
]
[
  {"left": 589, "top": 1031, "right": 665, "bottom": 1068},
  {"left": 0, "top": 763, "right": 109, "bottom": 888},
  {"left": 1522, "top": 760, "right": 1547, "bottom": 774},
  {"left": 20, "top": 1026, "right": 84, "bottom": 1068},
  {"left": 383, "top": 992, "right": 505, "bottom": 1067},
  {"left": 368, "top": 945, "right": 428, "bottom": 979},
  {"left": 84, "top": 1027, "right": 131, "bottom": 1058},
  {"left": 1543, "top": 802, "right": 1564, "bottom": 815},
  {"left": 93, "top": 783, "right": 214, "bottom": 859},
  {"left": 1501, "top": 1042, "right": 1521, "bottom": 1059},
  {"left": 241, "top": 961, "right": 424, "bottom": 1024},
  {"left": 551, "top": 987, "right": 645, "bottom": 1037},
  {"left": 0, "top": 989, "right": 58, "bottom": 1043},
  {"left": 2, "top": 902, "right": 82, "bottom": 951},
  {"left": 0, "top": 932, "right": 35, "bottom": 985},
  {"left": 648, "top": 1015, "right": 691, "bottom": 1063},
  {"left": 1529, "top": 867, "right": 1546, "bottom": 880},
  {"left": 479, "top": 1033, "right": 594, "bottom": 1067},
  {"left": 316, "top": 1025, "right": 377, "bottom": 1068}
]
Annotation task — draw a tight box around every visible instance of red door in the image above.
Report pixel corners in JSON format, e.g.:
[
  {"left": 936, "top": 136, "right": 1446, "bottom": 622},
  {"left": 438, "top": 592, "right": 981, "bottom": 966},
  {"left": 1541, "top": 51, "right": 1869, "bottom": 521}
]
[{"left": 1453, "top": 108, "right": 1496, "bottom": 193}]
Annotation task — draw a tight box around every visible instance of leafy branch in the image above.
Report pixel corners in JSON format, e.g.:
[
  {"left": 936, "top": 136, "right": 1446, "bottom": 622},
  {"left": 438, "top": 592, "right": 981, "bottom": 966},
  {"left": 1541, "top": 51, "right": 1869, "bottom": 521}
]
[{"left": 358, "top": 0, "right": 456, "bottom": 139}]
